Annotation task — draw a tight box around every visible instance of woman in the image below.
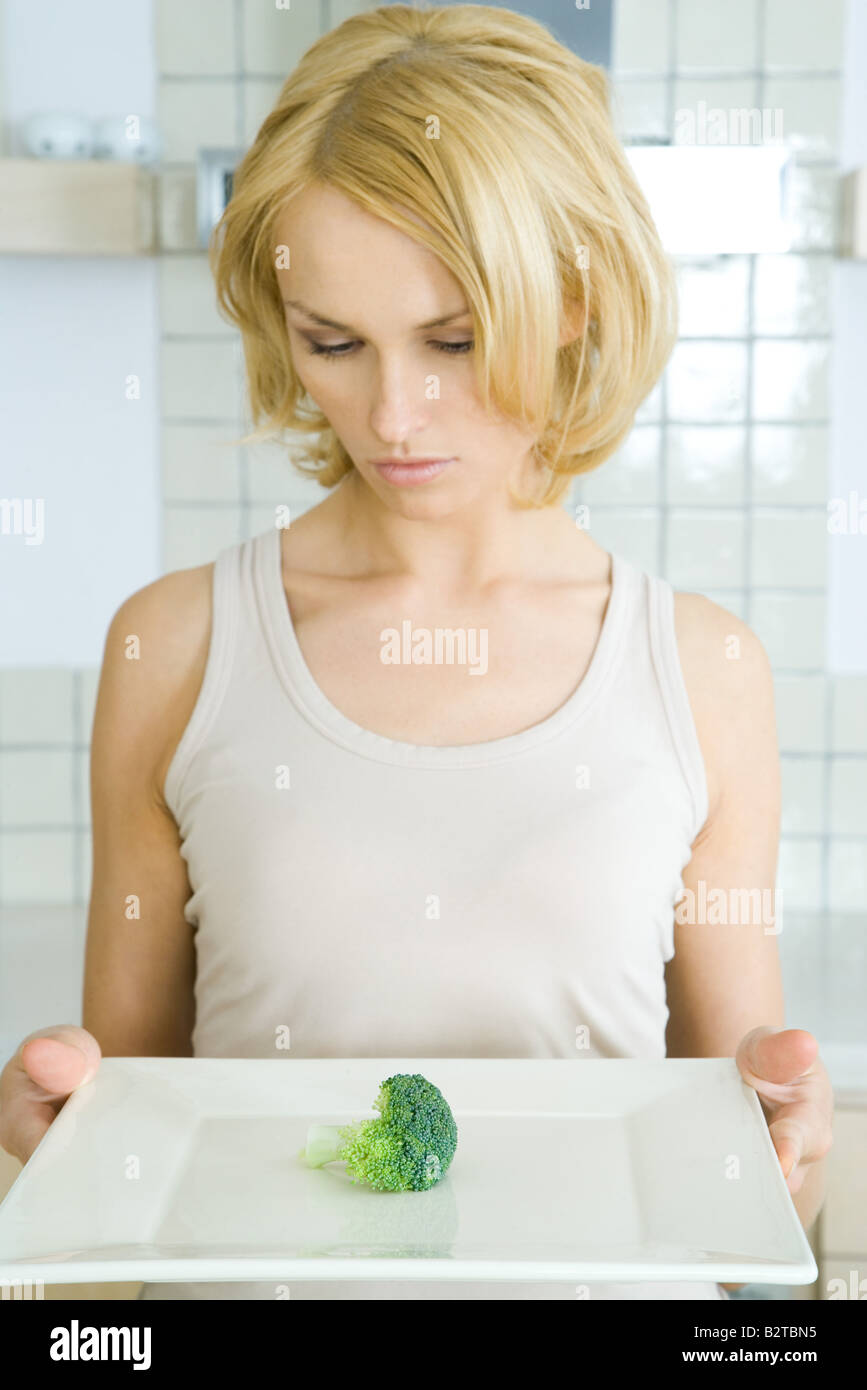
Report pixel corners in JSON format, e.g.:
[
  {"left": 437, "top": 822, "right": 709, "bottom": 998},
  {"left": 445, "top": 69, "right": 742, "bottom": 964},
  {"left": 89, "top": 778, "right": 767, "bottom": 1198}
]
[{"left": 0, "top": 4, "right": 832, "bottom": 1301}]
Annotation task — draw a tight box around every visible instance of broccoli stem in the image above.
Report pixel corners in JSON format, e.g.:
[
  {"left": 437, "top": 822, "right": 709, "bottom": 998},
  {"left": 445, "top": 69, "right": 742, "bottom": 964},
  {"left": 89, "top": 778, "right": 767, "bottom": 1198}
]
[{"left": 302, "top": 1124, "right": 346, "bottom": 1168}]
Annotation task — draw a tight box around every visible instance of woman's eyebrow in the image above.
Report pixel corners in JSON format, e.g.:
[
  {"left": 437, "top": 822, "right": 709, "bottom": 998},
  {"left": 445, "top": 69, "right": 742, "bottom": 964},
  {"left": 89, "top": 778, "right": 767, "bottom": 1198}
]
[{"left": 282, "top": 299, "right": 471, "bottom": 332}]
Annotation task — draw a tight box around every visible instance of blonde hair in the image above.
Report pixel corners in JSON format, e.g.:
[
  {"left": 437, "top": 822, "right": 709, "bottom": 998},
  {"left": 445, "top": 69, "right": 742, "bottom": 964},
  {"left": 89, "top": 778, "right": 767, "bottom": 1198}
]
[{"left": 210, "top": 2, "right": 678, "bottom": 508}]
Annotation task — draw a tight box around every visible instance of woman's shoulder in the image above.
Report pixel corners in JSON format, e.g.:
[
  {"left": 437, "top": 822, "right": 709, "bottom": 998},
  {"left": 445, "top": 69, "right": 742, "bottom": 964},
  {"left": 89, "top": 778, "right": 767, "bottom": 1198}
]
[
  {"left": 105, "top": 560, "right": 215, "bottom": 677},
  {"left": 99, "top": 561, "right": 215, "bottom": 809},
  {"left": 671, "top": 590, "right": 774, "bottom": 691}
]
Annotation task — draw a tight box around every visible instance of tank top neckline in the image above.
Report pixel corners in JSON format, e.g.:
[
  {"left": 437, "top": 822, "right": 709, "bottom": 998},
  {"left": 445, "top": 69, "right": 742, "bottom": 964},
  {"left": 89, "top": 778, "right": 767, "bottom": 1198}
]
[{"left": 255, "top": 523, "right": 635, "bottom": 769}]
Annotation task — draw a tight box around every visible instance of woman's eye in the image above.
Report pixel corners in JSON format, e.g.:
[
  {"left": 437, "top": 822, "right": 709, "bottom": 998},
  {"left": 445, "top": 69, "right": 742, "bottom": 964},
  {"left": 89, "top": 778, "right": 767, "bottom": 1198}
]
[
  {"left": 435, "top": 340, "right": 474, "bottom": 355},
  {"left": 307, "top": 340, "right": 356, "bottom": 359},
  {"left": 306, "top": 339, "right": 473, "bottom": 361}
]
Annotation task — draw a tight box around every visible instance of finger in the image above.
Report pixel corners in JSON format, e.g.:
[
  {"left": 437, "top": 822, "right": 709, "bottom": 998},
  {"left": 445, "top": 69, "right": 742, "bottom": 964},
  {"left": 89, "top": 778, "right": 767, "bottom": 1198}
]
[
  {"left": 0, "top": 1104, "right": 55, "bottom": 1167},
  {"left": 759, "top": 1080, "right": 833, "bottom": 1159},
  {"left": 768, "top": 1098, "right": 834, "bottom": 1202},
  {"left": 770, "top": 1121, "right": 804, "bottom": 1180},
  {"left": 788, "top": 1163, "right": 809, "bottom": 1196}
]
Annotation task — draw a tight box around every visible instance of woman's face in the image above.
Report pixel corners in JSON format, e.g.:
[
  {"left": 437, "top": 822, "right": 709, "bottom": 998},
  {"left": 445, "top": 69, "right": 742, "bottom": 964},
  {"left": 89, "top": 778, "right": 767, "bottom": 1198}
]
[{"left": 273, "top": 181, "right": 540, "bottom": 518}]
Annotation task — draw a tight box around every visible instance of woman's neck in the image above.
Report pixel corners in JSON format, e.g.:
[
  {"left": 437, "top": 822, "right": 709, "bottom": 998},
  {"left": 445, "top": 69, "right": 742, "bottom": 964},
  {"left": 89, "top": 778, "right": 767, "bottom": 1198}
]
[{"left": 322, "top": 467, "right": 603, "bottom": 593}]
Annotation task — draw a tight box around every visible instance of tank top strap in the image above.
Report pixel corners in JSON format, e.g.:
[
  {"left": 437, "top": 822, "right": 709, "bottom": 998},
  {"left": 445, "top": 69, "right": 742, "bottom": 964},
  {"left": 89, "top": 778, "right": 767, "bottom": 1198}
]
[
  {"left": 644, "top": 570, "right": 709, "bottom": 841},
  {"left": 162, "top": 535, "right": 243, "bottom": 816}
]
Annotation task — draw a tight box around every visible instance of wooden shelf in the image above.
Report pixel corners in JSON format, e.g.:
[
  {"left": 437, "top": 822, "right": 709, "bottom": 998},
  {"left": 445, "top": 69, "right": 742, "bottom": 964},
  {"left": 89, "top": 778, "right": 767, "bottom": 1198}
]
[{"left": 0, "top": 158, "right": 156, "bottom": 255}]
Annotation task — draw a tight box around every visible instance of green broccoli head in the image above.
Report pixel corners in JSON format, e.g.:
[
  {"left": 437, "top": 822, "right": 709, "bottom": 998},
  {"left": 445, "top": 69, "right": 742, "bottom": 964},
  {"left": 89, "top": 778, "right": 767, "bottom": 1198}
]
[{"left": 302, "top": 1073, "right": 458, "bottom": 1192}]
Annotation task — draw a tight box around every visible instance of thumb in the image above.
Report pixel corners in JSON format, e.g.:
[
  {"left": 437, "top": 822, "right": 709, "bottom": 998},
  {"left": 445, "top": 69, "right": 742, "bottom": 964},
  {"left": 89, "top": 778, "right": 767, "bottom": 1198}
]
[
  {"left": 19, "top": 1027, "right": 101, "bottom": 1100},
  {"left": 738, "top": 1026, "right": 816, "bottom": 1105}
]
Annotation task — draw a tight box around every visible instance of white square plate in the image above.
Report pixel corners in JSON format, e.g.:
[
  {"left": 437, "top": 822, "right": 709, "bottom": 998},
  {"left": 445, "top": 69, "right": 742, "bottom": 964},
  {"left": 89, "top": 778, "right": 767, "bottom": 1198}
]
[{"left": 0, "top": 1056, "right": 817, "bottom": 1285}]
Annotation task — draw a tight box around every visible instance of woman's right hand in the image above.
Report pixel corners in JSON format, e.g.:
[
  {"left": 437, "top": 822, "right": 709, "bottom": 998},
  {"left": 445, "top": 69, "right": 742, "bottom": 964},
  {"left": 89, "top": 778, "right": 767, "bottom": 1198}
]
[{"left": 0, "top": 1026, "right": 101, "bottom": 1166}]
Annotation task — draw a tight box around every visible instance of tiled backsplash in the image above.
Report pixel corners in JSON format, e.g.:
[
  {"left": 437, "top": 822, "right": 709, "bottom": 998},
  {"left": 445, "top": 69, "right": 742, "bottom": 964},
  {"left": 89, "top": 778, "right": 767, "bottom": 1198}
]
[{"left": 0, "top": 0, "right": 864, "bottom": 915}]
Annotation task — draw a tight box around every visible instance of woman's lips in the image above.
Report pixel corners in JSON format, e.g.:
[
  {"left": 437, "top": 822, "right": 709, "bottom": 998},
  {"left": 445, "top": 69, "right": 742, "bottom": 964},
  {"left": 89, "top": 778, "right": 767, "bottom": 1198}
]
[{"left": 372, "top": 458, "right": 455, "bottom": 486}]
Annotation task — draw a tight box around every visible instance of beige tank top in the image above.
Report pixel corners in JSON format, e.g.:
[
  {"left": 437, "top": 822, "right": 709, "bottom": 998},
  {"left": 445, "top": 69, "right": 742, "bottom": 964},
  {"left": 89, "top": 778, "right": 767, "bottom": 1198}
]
[{"left": 139, "top": 522, "right": 728, "bottom": 1302}]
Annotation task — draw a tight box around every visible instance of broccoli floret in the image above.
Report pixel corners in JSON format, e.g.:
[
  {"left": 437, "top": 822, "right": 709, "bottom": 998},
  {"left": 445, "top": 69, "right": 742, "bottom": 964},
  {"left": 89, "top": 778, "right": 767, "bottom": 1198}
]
[{"left": 299, "top": 1073, "right": 458, "bottom": 1191}]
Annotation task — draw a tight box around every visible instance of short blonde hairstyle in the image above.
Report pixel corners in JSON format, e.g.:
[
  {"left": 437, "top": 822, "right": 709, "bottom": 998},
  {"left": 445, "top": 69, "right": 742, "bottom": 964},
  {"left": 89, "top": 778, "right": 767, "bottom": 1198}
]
[{"left": 211, "top": 2, "right": 678, "bottom": 508}]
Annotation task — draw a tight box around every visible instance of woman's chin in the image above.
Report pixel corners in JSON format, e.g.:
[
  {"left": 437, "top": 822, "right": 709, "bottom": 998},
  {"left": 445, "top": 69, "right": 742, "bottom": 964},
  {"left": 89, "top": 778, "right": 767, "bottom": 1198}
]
[{"left": 358, "top": 467, "right": 464, "bottom": 513}]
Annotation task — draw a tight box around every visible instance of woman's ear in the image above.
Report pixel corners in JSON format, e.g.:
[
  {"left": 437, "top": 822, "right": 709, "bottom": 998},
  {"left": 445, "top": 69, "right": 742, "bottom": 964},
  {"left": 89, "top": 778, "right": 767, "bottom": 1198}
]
[{"left": 558, "top": 297, "right": 587, "bottom": 347}]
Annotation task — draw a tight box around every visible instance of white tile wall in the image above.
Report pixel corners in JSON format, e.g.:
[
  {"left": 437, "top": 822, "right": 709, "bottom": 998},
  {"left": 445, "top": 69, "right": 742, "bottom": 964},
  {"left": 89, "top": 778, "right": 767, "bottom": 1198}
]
[
  {"left": 159, "top": 255, "right": 235, "bottom": 337},
  {"left": 832, "top": 678, "right": 867, "bottom": 751},
  {"left": 666, "top": 427, "right": 747, "bottom": 505},
  {"left": 77, "top": 671, "right": 100, "bottom": 747},
  {"left": 162, "top": 423, "right": 244, "bottom": 504},
  {"left": 666, "top": 342, "right": 749, "bottom": 421},
  {"left": 580, "top": 428, "right": 661, "bottom": 505},
  {"left": 244, "top": 437, "right": 328, "bottom": 507},
  {"left": 160, "top": 341, "right": 243, "bottom": 420},
  {"left": 583, "top": 510, "right": 661, "bottom": 576},
  {"left": 0, "top": 672, "right": 75, "bottom": 744},
  {"left": 751, "top": 341, "right": 830, "bottom": 420},
  {"left": 828, "top": 842, "right": 867, "bottom": 913},
  {"left": 778, "top": 838, "right": 824, "bottom": 912},
  {"left": 702, "top": 589, "right": 748, "bottom": 622},
  {"left": 750, "top": 594, "right": 826, "bottom": 668},
  {"left": 773, "top": 676, "right": 826, "bottom": 754},
  {"left": 676, "top": 258, "right": 751, "bottom": 338},
  {"left": 330, "top": 0, "right": 377, "bottom": 21},
  {"left": 79, "top": 834, "right": 93, "bottom": 909},
  {"left": 75, "top": 750, "right": 90, "bottom": 829},
  {"left": 780, "top": 757, "right": 825, "bottom": 835},
  {"left": 0, "top": 832, "right": 76, "bottom": 904},
  {"left": 155, "top": 0, "right": 236, "bottom": 78},
  {"left": 610, "top": 81, "right": 669, "bottom": 143},
  {"left": 751, "top": 424, "right": 829, "bottom": 503},
  {"left": 612, "top": 0, "right": 671, "bottom": 75},
  {"left": 635, "top": 379, "right": 664, "bottom": 423},
  {"left": 675, "top": 0, "right": 758, "bottom": 73},
  {"left": 764, "top": 0, "right": 847, "bottom": 71},
  {"left": 241, "top": 0, "right": 322, "bottom": 71},
  {"left": 665, "top": 511, "right": 746, "bottom": 589},
  {"left": 762, "top": 78, "right": 841, "bottom": 160},
  {"left": 830, "top": 761, "right": 867, "bottom": 837},
  {"left": 157, "top": 80, "right": 239, "bottom": 163},
  {"left": 752, "top": 254, "right": 833, "bottom": 336},
  {"left": 162, "top": 507, "right": 242, "bottom": 573},
  {"left": 672, "top": 79, "right": 760, "bottom": 141},
  {"left": 242, "top": 79, "right": 286, "bottom": 146},
  {"left": 0, "top": 751, "right": 75, "bottom": 827},
  {"left": 750, "top": 511, "right": 828, "bottom": 587}
]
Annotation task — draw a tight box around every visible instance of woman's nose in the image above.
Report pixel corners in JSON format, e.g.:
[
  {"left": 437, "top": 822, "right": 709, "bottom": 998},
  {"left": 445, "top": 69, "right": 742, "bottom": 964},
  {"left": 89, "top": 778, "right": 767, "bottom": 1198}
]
[{"left": 368, "top": 359, "right": 431, "bottom": 441}]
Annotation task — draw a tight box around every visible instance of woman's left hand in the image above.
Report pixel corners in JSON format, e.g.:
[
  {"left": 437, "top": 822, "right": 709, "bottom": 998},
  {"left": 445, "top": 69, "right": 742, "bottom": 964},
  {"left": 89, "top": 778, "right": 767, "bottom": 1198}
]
[{"left": 735, "top": 1025, "right": 833, "bottom": 1195}]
